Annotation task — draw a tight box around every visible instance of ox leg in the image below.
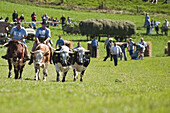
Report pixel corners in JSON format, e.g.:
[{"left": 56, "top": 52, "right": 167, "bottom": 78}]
[
  {"left": 56, "top": 72, "right": 60, "bottom": 82},
  {"left": 62, "top": 71, "right": 67, "bottom": 82},
  {"left": 19, "top": 65, "right": 25, "bottom": 79},
  {"left": 14, "top": 65, "right": 19, "bottom": 79},
  {"left": 43, "top": 68, "right": 48, "bottom": 81},
  {"left": 35, "top": 68, "right": 40, "bottom": 81},
  {"left": 80, "top": 70, "right": 85, "bottom": 82},
  {"left": 73, "top": 69, "right": 78, "bottom": 82},
  {"left": 8, "top": 59, "right": 12, "bottom": 78}
]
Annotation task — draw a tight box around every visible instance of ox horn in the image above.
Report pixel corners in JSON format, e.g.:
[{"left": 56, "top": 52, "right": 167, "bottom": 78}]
[
  {"left": 3, "top": 42, "right": 9, "bottom": 47},
  {"left": 73, "top": 49, "right": 78, "bottom": 52},
  {"left": 30, "top": 51, "right": 35, "bottom": 54},
  {"left": 54, "top": 51, "right": 61, "bottom": 53},
  {"left": 84, "top": 50, "right": 90, "bottom": 52},
  {"left": 69, "top": 51, "right": 74, "bottom": 54}
]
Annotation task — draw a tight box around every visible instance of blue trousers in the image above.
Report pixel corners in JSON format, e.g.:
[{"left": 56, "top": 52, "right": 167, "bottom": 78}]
[
  {"left": 92, "top": 46, "right": 97, "bottom": 58},
  {"left": 120, "top": 50, "right": 127, "bottom": 61}
]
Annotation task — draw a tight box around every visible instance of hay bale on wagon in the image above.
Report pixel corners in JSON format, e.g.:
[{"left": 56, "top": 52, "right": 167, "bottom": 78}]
[
  {"left": 79, "top": 19, "right": 136, "bottom": 41},
  {"left": 63, "top": 23, "right": 80, "bottom": 34}
]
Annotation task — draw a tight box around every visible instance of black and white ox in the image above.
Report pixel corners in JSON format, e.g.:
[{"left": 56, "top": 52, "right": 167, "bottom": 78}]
[
  {"left": 30, "top": 44, "right": 50, "bottom": 81},
  {"left": 72, "top": 47, "right": 90, "bottom": 82},
  {"left": 53, "top": 45, "right": 73, "bottom": 82}
]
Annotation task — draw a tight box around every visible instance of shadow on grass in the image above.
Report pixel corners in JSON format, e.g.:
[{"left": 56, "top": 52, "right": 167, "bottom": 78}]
[
  {"left": 25, "top": 78, "right": 35, "bottom": 81},
  {"left": 70, "top": 39, "right": 89, "bottom": 42},
  {"left": 50, "top": 80, "right": 70, "bottom": 83},
  {"left": 136, "top": 33, "right": 164, "bottom": 36},
  {"left": 0, "top": 64, "right": 8, "bottom": 66},
  {"left": 70, "top": 39, "right": 105, "bottom": 42}
]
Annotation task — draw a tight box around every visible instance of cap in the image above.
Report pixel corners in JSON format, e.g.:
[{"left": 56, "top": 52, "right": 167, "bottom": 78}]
[
  {"left": 109, "top": 38, "right": 113, "bottom": 41},
  {"left": 141, "top": 37, "right": 143, "bottom": 40}
]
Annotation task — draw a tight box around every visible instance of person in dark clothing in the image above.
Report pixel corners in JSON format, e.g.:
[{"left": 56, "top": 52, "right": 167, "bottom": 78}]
[
  {"left": 91, "top": 36, "right": 98, "bottom": 58},
  {"left": 12, "top": 10, "right": 18, "bottom": 22},
  {"left": 103, "top": 38, "right": 113, "bottom": 61},
  {"left": 20, "top": 14, "right": 25, "bottom": 22},
  {"left": 31, "top": 12, "right": 36, "bottom": 22},
  {"left": 60, "top": 14, "right": 66, "bottom": 30}
]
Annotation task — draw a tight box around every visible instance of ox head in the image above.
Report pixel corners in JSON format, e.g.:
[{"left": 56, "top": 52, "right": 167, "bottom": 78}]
[
  {"left": 30, "top": 50, "right": 49, "bottom": 67},
  {"left": 55, "top": 50, "right": 73, "bottom": 66},
  {"left": 74, "top": 48, "right": 90, "bottom": 64}
]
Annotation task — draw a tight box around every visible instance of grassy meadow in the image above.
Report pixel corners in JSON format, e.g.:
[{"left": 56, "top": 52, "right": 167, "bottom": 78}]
[
  {"left": 0, "top": 1, "right": 170, "bottom": 113},
  {"left": 3, "top": 0, "right": 170, "bottom": 15}
]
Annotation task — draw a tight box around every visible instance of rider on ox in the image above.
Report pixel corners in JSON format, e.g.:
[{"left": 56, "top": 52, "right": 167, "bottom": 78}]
[
  {"left": 3, "top": 40, "right": 27, "bottom": 79},
  {"left": 28, "top": 21, "right": 53, "bottom": 65},
  {"left": 2, "top": 21, "right": 29, "bottom": 60},
  {"left": 30, "top": 44, "right": 50, "bottom": 81}
]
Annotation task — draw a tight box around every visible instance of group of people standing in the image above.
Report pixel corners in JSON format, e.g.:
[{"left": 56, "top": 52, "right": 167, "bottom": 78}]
[
  {"left": 103, "top": 36, "right": 147, "bottom": 66},
  {"left": 144, "top": 13, "right": 169, "bottom": 35}
]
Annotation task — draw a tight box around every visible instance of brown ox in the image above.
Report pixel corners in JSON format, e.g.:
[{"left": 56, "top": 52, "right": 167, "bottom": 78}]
[
  {"left": 4, "top": 40, "right": 27, "bottom": 79},
  {"left": 30, "top": 43, "right": 50, "bottom": 81}
]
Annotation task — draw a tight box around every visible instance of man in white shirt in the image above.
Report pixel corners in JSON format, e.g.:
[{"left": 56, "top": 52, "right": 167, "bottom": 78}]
[
  {"left": 162, "top": 19, "right": 169, "bottom": 36},
  {"left": 138, "top": 38, "right": 147, "bottom": 60},
  {"left": 110, "top": 42, "right": 122, "bottom": 66}
]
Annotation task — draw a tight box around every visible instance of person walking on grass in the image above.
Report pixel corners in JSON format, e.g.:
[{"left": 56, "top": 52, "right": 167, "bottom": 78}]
[
  {"left": 91, "top": 36, "right": 98, "bottom": 58},
  {"left": 110, "top": 42, "right": 122, "bottom": 66},
  {"left": 144, "top": 13, "right": 150, "bottom": 27},
  {"left": 12, "top": 10, "right": 18, "bottom": 22},
  {"left": 138, "top": 38, "right": 147, "bottom": 60},
  {"left": 154, "top": 20, "right": 160, "bottom": 35},
  {"left": 146, "top": 19, "right": 151, "bottom": 34},
  {"left": 103, "top": 37, "right": 113, "bottom": 61},
  {"left": 120, "top": 42, "right": 128, "bottom": 61},
  {"left": 128, "top": 38, "right": 135, "bottom": 59},
  {"left": 162, "top": 19, "right": 169, "bottom": 36}
]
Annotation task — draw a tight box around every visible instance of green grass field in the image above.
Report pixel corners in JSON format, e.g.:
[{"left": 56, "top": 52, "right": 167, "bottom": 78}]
[{"left": 0, "top": 1, "right": 170, "bottom": 113}]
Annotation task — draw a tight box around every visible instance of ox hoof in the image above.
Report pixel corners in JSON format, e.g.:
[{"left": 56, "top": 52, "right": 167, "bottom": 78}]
[
  {"left": 62, "top": 79, "right": 65, "bottom": 82},
  {"left": 56, "top": 78, "right": 60, "bottom": 82},
  {"left": 8, "top": 75, "right": 12, "bottom": 78},
  {"left": 80, "top": 78, "right": 83, "bottom": 82},
  {"left": 73, "top": 78, "right": 76, "bottom": 82}
]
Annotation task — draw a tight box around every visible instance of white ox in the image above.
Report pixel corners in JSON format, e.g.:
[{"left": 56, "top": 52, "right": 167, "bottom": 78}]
[
  {"left": 30, "top": 44, "right": 50, "bottom": 81},
  {"left": 72, "top": 47, "right": 90, "bottom": 82}
]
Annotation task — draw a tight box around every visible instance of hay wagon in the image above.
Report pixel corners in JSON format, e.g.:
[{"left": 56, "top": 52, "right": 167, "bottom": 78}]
[{"left": 79, "top": 19, "right": 136, "bottom": 41}]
